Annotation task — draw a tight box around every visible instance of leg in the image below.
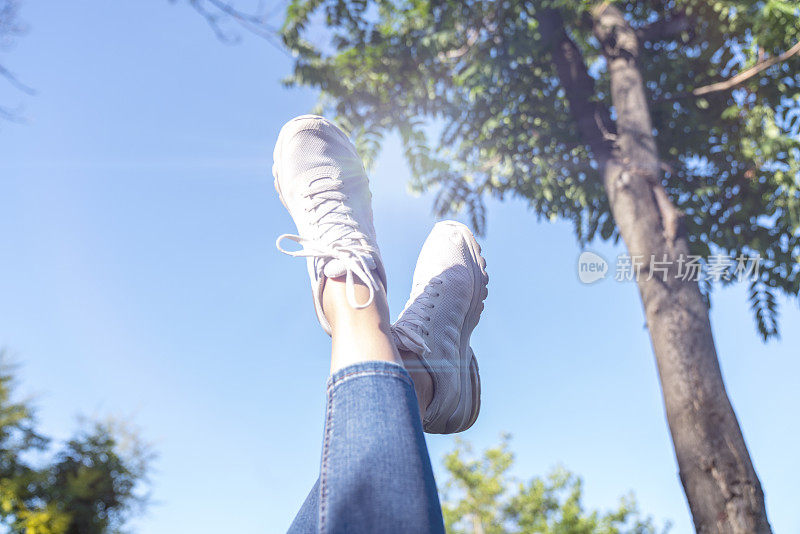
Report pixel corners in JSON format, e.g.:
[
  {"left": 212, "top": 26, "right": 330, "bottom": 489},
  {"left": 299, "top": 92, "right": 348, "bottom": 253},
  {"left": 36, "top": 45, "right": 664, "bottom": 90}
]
[
  {"left": 320, "top": 360, "right": 443, "bottom": 533},
  {"left": 288, "top": 479, "right": 319, "bottom": 533},
  {"left": 323, "top": 275, "right": 403, "bottom": 374},
  {"left": 289, "top": 278, "right": 444, "bottom": 534},
  {"left": 324, "top": 273, "right": 433, "bottom": 418},
  {"left": 272, "top": 116, "right": 483, "bottom": 532}
]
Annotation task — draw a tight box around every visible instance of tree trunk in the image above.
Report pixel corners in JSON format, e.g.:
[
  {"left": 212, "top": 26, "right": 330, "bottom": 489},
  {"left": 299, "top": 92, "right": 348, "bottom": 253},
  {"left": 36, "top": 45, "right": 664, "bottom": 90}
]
[
  {"left": 471, "top": 514, "right": 484, "bottom": 534},
  {"left": 538, "top": 6, "right": 772, "bottom": 532},
  {"left": 589, "top": 6, "right": 771, "bottom": 533}
]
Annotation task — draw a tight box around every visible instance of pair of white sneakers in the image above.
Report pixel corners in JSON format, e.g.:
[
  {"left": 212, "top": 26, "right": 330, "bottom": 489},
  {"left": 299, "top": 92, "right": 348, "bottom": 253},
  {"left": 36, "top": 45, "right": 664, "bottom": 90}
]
[{"left": 272, "top": 115, "right": 488, "bottom": 434}]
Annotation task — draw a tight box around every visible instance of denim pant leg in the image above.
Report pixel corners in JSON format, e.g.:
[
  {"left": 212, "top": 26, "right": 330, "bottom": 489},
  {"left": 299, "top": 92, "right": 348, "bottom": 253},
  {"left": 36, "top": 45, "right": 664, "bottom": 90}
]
[
  {"left": 288, "top": 479, "right": 319, "bottom": 533},
  {"left": 288, "top": 361, "right": 445, "bottom": 534}
]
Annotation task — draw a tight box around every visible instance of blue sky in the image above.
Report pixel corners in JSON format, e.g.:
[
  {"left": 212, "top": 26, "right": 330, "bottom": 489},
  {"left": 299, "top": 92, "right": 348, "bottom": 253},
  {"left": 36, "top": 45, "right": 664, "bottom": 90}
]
[{"left": 0, "top": 1, "right": 798, "bottom": 533}]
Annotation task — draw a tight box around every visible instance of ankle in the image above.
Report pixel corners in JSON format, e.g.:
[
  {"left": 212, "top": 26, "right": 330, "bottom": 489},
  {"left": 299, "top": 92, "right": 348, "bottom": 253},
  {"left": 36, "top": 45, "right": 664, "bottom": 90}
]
[
  {"left": 322, "top": 273, "right": 386, "bottom": 327},
  {"left": 323, "top": 275, "right": 403, "bottom": 373},
  {"left": 330, "top": 328, "right": 401, "bottom": 373},
  {"left": 400, "top": 349, "right": 434, "bottom": 416}
]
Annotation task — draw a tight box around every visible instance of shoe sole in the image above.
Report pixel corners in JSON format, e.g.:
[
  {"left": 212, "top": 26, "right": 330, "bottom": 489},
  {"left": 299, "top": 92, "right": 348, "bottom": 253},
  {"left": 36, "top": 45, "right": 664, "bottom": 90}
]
[{"left": 438, "top": 221, "right": 488, "bottom": 434}]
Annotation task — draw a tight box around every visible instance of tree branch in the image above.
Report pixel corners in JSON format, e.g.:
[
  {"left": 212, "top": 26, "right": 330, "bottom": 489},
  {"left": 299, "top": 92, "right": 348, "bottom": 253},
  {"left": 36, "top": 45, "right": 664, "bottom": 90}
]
[
  {"left": 438, "top": 28, "right": 481, "bottom": 60},
  {"left": 692, "top": 39, "right": 800, "bottom": 96},
  {"left": 186, "top": 0, "right": 286, "bottom": 50},
  {"left": 656, "top": 39, "right": 800, "bottom": 102},
  {"left": 537, "top": 8, "right": 617, "bottom": 165},
  {"left": 0, "top": 63, "right": 35, "bottom": 95},
  {"left": 0, "top": 103, "right": 25, "bottom": 122}
]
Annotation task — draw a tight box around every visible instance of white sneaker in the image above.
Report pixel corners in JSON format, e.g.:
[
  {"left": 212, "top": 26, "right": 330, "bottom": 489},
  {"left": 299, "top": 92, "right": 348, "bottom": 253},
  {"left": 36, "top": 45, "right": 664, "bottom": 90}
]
[
  {"left": 392, "top": 221, "right": 488, "bottom": 434},
  {"left": 272, "top": 115, "right": 386, "bottom": 335}
]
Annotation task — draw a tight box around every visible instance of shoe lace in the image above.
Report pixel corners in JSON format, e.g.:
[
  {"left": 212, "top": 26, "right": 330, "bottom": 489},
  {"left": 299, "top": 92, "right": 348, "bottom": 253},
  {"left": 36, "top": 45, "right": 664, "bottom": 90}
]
[
  {"left": 392, "top": 278, "right": 443, "bottom": 357},
  {"left": 276, "top": 176, "right": 380, "bottom": 309}
]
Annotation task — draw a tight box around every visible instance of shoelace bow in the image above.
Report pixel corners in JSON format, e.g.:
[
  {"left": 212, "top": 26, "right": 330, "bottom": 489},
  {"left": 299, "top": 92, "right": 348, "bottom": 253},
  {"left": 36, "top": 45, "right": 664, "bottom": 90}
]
[
  {"left": 276, "top": 176, "right": 380, "bottom": 309},
  {"left": 392, "top": 278, "right": 443, "bottom": 357}
]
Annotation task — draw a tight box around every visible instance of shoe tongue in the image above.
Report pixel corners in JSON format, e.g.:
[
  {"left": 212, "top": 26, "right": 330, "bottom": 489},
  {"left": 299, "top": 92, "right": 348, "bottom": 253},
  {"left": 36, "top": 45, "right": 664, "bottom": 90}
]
[{"left": 323, "top": 254, "right": 377, "bottom": 279}]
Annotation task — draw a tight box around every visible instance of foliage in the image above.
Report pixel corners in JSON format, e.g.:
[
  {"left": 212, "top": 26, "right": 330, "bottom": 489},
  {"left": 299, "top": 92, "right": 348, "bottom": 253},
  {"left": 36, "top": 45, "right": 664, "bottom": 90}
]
[
  {"left": 440, "top": 437, "right": 668, "bottom": 534},
  {"left": 0, "top": 0, "right": 33, "bottom": 122},
  {"left": 0, "top": 354, "right": 150, "bottom": 534},
  {"left": 277, "top": 0, "right": 800, "bottom": 339}
]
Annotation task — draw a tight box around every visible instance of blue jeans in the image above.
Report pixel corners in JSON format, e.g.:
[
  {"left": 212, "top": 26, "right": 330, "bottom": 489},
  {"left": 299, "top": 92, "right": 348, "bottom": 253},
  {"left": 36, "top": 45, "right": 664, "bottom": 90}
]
[{"left": 288, "top": 361, "right": 445, "bottom": 534}]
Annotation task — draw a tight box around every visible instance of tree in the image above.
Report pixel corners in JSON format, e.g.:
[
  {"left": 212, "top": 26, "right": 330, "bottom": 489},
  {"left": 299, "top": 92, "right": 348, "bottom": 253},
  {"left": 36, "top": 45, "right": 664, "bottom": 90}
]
[
  {"left": 440, "top": 437, "right": 667, "bottom": 534},
  {"left": 0, "top": 354, "right": 150, "bottom": 534},
  {"left": 0, "top": 0, "right": 33, "bottom": 122},
  {"left": 185, "top": 0, "right": 798, "bottom": 530}
]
